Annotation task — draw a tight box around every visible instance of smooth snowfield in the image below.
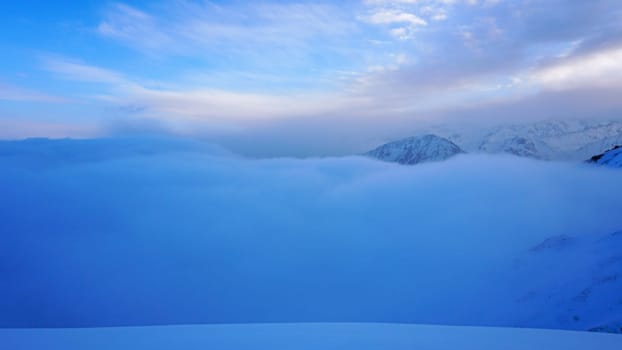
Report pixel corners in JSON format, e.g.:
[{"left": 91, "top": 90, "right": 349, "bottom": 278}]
[
  {"left": 1, "top": 323, "right": 621, "bottom": 350},
  {"left": 1, "top": 138, "right": 622, "bottom": 330}
]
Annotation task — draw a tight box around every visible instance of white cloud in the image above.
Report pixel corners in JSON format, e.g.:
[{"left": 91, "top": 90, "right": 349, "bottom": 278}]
[
  {"left": 531, "top": 46, "right": 622, "bottom": 91},
  {"left": 362, "top": 7, "right": 428, "bottom": 40},
  {"left": 360, "top": 0, "right": 474, "bottom": 40},
  {"left": 366, "top": 9, "right": 428, "bottom": 26}
]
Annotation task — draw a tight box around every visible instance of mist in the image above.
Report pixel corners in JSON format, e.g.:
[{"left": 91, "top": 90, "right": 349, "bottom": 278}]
[{"left": 0, "top": 138, "right": 621, "bottom": 329}]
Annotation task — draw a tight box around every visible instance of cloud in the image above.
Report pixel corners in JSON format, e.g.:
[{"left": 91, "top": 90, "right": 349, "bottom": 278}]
[
  {"left": 0, "top": 82, "right": 66, "bottom": 103},
  {"left": 115, "top": 85, "right": 369, "bottom": 121},
  {"left": 91, "top": 0, "right": 622, "bottom": 111},
  {"left": 41, "top": 57, "right": 375, "bottom": 122},
  {"left": 42, "top": 57, "right": 127, "bottom": 84},
  {"left": 365, "top": 9, "right": 428, "bottom": 27},
  {"left": 97, "top": 4, "right": 172, "bottom": 50},
  {"left": 39, "top": 41, "right": 622, "bottom": 155},
  {"left": 530, "top": 46, "right": 622, "bottom": 90},
  {"left": 346, "top": 1, "right": 622, "bottom": 114},
  {"left": 97, "top": 2, "right": 358, "bottom": 58},
  {"left": 13, "top": 0, "right": 622, "bottom": 155},
  {"left": 362, "top": 9, "right": 427, "bottom": 39},
  {"left": 361, "top": 0, "right": 495, "bottom": 35},
  {"left": 1, "top": 140, "right": 621, "bottom": 327}
]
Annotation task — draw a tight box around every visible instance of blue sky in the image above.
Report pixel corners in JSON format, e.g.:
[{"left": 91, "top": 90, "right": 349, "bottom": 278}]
[{"left": 1, "top": 0, "right": 622, "bottom": 147}]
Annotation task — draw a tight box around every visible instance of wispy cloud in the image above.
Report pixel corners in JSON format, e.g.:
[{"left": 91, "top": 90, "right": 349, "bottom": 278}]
[
  {"left": 97, "top": 2, "right": 358, "bottom": 58},
  {"left": 97, "top": 4, "right": 172, "bottom": 51},
  {"left": 42, "top": 56, "right": 126, "bottom": 84},
  {"left": 114, "top": 85, "right": 370, "bottom": 121},
  {"left": 41, "top": 57, "right": 374, "bottom": 122},
  {"left": 0, "top": 82, "right": 66, "bottom": 103}
]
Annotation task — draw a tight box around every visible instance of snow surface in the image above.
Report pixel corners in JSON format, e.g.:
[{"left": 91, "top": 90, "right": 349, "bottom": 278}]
[
  {"left": 1, "top": 323, "right": 621, "bottom": 350},
  {"left": 365, "top": 134, "right": 464, "bottom": 165},
  {"left": 1, "top": 138, "right": 622, "bottom": 331}
]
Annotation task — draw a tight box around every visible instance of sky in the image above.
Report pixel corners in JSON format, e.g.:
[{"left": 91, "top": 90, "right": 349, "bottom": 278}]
[{"left": 1, "top": 0, "right": 622, "bottom": 154}]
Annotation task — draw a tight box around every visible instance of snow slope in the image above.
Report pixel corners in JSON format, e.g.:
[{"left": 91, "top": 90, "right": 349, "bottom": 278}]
[
  {"left": 588, "top": 146, "right": 622, "bottom": 167},
  {"left": 1, "top": 323, "right": 621, "bottom": 350},
  {"left": 365, "top": 134, "right": 464, "bottom": 165}
]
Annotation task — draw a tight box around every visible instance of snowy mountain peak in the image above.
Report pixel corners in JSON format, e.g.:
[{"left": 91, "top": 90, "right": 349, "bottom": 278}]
[
  {"left": 365, "top": 134, "right": 465, "bottom": 165},
  {"left": 588, "top": 145, "right": 622, "bottom": 167}
]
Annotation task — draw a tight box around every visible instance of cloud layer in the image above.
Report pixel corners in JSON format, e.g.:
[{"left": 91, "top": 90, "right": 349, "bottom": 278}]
[{"left": 1, "top": 139, "right": 621, "bottom": 328}]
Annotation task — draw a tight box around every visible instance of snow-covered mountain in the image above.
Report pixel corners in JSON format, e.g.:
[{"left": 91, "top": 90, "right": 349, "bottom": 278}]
[
  {"left": 426, "top": 119, "right": 622, "bottom": 161},
  {"left": 365, "top": 134, "right": 464, "bottom": 165},
  {"left": 588, "top": 146, "right": 622, "bottom": 167}
]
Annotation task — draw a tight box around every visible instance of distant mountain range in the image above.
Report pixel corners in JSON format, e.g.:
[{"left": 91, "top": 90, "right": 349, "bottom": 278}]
[
  {"left": 366, "top": 120, "right": 622, "bottom": 166},
  {"left": 3, "top": 120, "right": 622, "bottom": 168},
  {"left": 437, "top": 120, "right": 622, "bottom": 161}
]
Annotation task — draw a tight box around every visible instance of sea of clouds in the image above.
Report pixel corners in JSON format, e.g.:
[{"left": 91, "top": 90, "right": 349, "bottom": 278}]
[{"left": 0, "top": 138, "right": 621, "bottom": 328}]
